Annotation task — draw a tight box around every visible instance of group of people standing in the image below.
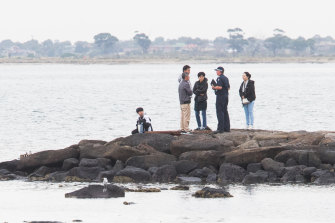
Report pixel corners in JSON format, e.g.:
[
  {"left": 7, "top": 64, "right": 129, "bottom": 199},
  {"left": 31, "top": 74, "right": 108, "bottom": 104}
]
[
  {"left": 131, "top": 64, "right": 256, "bottom": 135},
  {"left": 178, "top": 65, "right": 256, "bottom": 134}
]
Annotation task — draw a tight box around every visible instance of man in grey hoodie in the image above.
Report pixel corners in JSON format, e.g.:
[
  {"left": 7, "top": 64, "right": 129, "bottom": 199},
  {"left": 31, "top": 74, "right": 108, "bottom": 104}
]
[{"left": 178, "top": 72, "right": 193, "bottom": 133}]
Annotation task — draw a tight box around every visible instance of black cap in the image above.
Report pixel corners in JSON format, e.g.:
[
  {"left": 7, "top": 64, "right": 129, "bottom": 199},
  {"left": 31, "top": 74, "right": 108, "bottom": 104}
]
[
  {"left": 215, "top": 66, "right": 224, "bottom": 73},
  {"left": 136, "top": 107, "right": 144, "bottom": 113}
]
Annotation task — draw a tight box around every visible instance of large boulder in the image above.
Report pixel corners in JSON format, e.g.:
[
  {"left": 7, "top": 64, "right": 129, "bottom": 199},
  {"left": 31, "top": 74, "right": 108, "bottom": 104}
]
[
  {"left": 298, "top": 151, "right": 321, "bottom": 167},
  {"left": 261, "top": 158, "right": 284, "bottom": 175},
  {"left": 0, "top": 160, "right": 19, "bottom": 172},
  {"left": 280, "top": 167, "right": 305, "bottom": 183},
  {"left": 179, "top": 150, "right": 221, "bottom": 168},
  {"left": 65, "top": 184, "right": 125, "bottom": 199},
  {"left": 152, "top": 165, "right": 177, "bottom": 182},
  {"left": 104, "top": 143, "right": 158, "bottom": 163},
  {"left": 237, "top": 140, "right": 259, "bottom": 149},
  {"left": 114, "top": 166, "right": 151, "bottom": 183},
  {"left": 246, "top": 163, "right": 262, "bottom": 173},
  {"left": 252, "top": 132, "right": 289, "bottom": 147},
  {"left": 217, "top": 163, "right": 247, "bottom": 184},
  {"left": 288, "top": 132, "right": 325, "bottom": 146},
  {"left": 214, "top": 131, "right": 250, "bottom": 147},
  {"left": 79, "top": 145, "right": 109, "bottom": 159},
  {"left": 242, "top": 170, "right": 269, "bottom": 184},
  {"left": 172, "top": 160, "right": 198, "bottom": 174},
  {"left": 125, "top": 153, "right": 176, "bottom": 170},
  {"left": 67, "top": 166, "right": 102, "bottom": 181},
  {"left": 170, "top": 134, "right": 233, "bottom": 156},
  {"left": 221, "top": 146, "right": 287, "bottom": 168},
  {"left": 62, "top": 158, "right": 79, "bottom": 171},
  {"left": 189, "top": 167, "right": 215, "bottom": 178},
  {"left": 79, "top": 158, "right": 112, "bottom": 169},
  {"left": 17, "top": 145, "right": 79, "bottom": 171},
  {"left": 119, "top": 133, "right": 175, "bottom": 153},
  {"left": 28, "top": 166, "right": 57, "bottom": 180},
  {"left": 311, "top": 170, "right": 335, "bottom": 184}
]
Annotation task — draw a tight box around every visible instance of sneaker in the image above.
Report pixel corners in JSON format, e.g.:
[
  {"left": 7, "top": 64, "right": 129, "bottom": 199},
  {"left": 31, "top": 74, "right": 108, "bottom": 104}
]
[
  {"left": 248, "top": 125, "right": 254, "bottom": 130},
  {"left": 245, "top": 125, "right": 249, "bottom": 130},
  {"left": 195, "top": 127, "right": 201, "bottom": 131},
  {"left": 204, "top": 126, "right": 211, "bottom": 131}
]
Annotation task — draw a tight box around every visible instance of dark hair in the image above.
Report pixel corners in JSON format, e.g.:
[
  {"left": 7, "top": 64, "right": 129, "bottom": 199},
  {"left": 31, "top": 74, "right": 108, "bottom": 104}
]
[
  {"left": 136, "top": 107, "right": 144, "bottom": 113},
  {"left": 198, "top": 72, "right": 205, "bottom": 77},
  {"left": 244, "top": 72, "right": 251, "bottom": 79},
  {"left": 183, "top": 65, "right": 191, "bottom": 72}
]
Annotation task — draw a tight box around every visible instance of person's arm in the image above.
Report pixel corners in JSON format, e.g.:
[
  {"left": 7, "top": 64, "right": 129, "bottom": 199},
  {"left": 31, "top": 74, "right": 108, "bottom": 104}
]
[
  {"left": 212, "top": 78, "right": 223, "bottom": 90},
  {"left": 193, "top": 82, "right": 200, "bottom": 95},
  {"left": 185, "top": 83, "right": 193, "bottom": 96},
  {"left": 239, "top": 83, "right": 243, "bottom": 98}
]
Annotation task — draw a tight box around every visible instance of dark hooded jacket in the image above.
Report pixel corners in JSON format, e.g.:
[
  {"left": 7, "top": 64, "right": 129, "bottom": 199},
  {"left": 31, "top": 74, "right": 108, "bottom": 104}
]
[
  {"left": 239, "top": 80, "right": 256, "bottom": 102},
  {"left": 193, "top": 78, "right": 208, "bottom": 111}
]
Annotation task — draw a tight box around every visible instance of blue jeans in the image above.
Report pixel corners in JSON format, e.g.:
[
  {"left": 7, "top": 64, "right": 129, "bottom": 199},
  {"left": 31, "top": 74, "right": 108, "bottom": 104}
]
[
  {"left": 243, "top": 101, "right": 254, "bottom": 126},
  {"left": 195, "top": 110, "right": 207, "bottom": 128}
]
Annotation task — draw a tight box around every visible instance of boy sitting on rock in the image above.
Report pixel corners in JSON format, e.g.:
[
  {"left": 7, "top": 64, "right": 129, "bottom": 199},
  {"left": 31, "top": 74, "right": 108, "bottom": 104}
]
[{"left": 131, "top": 107, "right": 153, "bottom": 134}]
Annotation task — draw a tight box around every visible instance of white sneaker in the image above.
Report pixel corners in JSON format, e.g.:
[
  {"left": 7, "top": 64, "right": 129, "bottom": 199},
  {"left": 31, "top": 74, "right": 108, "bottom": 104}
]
[
  {"left": 248, "top": 125, "right": 254, "bottom": 130},
  {"left": 245, "top": 125, "right": 249, "bottom": 130}
]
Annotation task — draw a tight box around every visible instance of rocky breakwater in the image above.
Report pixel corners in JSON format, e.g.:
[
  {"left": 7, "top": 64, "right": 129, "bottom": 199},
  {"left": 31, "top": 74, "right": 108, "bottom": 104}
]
[{"left": 1, "top": 130, "right": 335, "bottom": 185}]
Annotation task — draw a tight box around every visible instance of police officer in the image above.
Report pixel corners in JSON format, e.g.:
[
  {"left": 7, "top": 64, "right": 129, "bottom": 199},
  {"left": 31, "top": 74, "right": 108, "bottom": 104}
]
[{"left": 211, "top": 66, "right": 230, "bottom": 134}]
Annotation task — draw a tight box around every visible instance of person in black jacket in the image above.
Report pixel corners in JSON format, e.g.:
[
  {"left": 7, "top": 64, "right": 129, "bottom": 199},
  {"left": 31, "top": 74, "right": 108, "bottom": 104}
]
[
  {"left": 193, "top": 72, "right": 209, "bottom": 130},
  {"left": 239, "top": 72, "right": 256, "bottom": 130}
]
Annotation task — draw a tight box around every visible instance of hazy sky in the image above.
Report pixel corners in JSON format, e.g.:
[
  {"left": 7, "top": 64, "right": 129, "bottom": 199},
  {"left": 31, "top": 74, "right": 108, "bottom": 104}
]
[{"left": 0, "top": 0, "right": 334, "bottom": 42}]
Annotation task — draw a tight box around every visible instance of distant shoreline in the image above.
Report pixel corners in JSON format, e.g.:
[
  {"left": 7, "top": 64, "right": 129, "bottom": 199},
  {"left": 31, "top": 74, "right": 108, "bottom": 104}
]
[{"left": 0, "top": 57, "right": 335, "bottom": 64}]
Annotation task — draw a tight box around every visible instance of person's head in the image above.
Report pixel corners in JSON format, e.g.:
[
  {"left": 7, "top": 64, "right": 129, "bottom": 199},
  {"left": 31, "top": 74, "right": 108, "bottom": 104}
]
[
  {"left": 243, "top": 72, "right": 251, "bottom": 81},
  {"left": 183, "top": 65, "right": 191, "bottom": 74},
  {"left": 198, "top": 72, "right": 205, "bottom": 82},
  {"left": 215, "top": 66, "right": 224, "bottom": 76},
  {"left": 182, "top": 72, "right": 190, "bottom": 81},
  {"left": 136, "top": 107, "right": 144, "bottom": 117}
]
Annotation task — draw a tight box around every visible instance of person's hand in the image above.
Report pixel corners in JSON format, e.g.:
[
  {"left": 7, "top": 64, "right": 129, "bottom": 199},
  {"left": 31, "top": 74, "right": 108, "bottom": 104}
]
[
  {"left": 242, "top": 96, "right": 244, "bottom": 99},
  {"left": 212, "top": 85, "right": 216, "bottom": 90},
  {"left": 200, "top": 94, "right": 204, "bottom": 96}
]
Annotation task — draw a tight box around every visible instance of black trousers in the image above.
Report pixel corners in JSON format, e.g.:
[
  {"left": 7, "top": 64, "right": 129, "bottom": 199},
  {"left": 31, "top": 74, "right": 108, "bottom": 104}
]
[{"left": 216, "top": 95, "right": 230, "bottom": 132}]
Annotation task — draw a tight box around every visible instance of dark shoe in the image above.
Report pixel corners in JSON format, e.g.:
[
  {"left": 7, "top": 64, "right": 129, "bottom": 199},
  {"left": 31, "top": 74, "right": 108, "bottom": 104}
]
[
  {"left": 204, "top": 126, "right": 211, "bottom": 131},
  {"left": 213, "top": 130, "right": 224, "bottom": 134},
  {"left": 195, "top": 127, "right": 201, "bottom": 131}
]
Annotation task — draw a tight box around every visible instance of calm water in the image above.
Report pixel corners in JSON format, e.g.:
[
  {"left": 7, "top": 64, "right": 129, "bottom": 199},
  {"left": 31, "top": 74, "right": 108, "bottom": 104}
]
[
  {"left": 0, "top": 63, "right": 335, "bottom": 222},
  {"left": 0, "top": 181, "right": 334, "bottom": 223},
  {"left": 0, "top": 63, "right": 334, "bottom": 162}
]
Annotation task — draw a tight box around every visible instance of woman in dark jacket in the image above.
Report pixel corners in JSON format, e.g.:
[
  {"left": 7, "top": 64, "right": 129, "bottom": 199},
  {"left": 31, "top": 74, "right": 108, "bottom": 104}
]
[
  {"left": 193, "top": 72, "right": 209, "bottom": 130},
  {"left": 239, "top": 72, "right": 256, "bottom": 130}
]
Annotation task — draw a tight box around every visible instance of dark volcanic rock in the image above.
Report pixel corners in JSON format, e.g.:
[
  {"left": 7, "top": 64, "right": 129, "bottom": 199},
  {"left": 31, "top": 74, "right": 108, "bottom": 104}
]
[
  {"left": 311, "top": 170, "right": 335, "bottom": 184},
  {"left": 120, "top": 133, "right": 175, "bottom": 153},
  {"left": 65, "top": 184, "right": 125, "bottom": 198},
  {"left": 125, "top": 153, "right": 176, "bottom": 170},
  {"left": 114, "top": 166, "right": 151, "bottom": 183},
  {"left": 173, "top": 160, "right": 198, "bottom": 174},
  {"left": 28, "top": 166, "right": 56, "bottom": 179},
  {"left": 221, "top": 146, "right": 287, "bottom": 168},
  {"left": 285, "top": 158, "right": 298, "bottom": 167},
  {"left": 243, "top": 170, "right": 269, "bottom": 184},
  {"left": 170, "top": 134, "right": 232, "bottom": 156},
  {"left": 0, "top": 160, "right": 19, "bottom": 172},
  {"left": 79, "top": 158, "right": 112, "bottom": 169},
  {"left": 217, "top": 163, "right": 247, "bottom": 184},
  {"left": 246, "top": 163, "right": 262, "bottom": 173},
  {"left": 67, "top": 166, "right": 102, "bottom": 181},
  {"left": 189, "top": 167, "right": 215, "bottom": 178},
  {"left": 302, "top": 167, "right": 317, "bottom": 179},
  {"left": 17, "top": 145, "right": 79, "bottom": 171},
  {"left": 152, "top": 165, "right": 177, "bottom": 182},
  {"left": 62, "top": 158, "right": 79, "bottom": 171},
  {"left": 280, "top": 167, "right": 305, "bottom": 183},
  {"left": 104, "top": 143, "right": 158, "bottom": 163},
  {"left": 261, "top": 158, "right": 284, "bottom": 176},
  {"left": 298, "top": 151, "right": 321, "bottom": 167},
  {"left": 193, "top": 187, "right": 233, "bottom": 198},
  {"left": 179, "top": 150, "right": 221, "bottom": 168}
]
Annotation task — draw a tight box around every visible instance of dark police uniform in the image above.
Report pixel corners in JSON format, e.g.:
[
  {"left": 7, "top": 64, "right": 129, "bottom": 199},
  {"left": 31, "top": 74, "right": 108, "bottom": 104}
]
[{"left": 215, "top": 74, "right": 230, "bottom": 132}]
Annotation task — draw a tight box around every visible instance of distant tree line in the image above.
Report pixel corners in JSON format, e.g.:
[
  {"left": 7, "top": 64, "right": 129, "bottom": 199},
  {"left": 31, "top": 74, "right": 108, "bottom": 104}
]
[{"left": 1, "top": 28, "right": 335, "bottom": 58}]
